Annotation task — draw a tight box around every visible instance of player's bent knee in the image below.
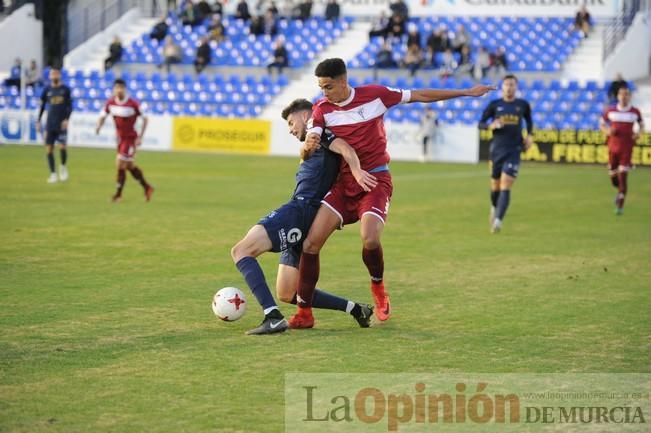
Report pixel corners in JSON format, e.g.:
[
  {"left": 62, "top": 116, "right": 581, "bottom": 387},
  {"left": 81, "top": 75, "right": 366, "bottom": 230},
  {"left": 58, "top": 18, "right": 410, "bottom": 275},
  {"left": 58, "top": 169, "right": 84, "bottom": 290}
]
[
  {"left": 302, "top": 237, "right": 322, "bottom": 254},
  {"left": 277, "top": 289, "right": 296, "bottom": 304}
]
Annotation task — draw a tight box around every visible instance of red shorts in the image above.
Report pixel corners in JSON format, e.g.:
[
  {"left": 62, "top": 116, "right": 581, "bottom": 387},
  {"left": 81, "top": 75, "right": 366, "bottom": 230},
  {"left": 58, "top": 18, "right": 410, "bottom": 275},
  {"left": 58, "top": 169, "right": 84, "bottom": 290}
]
[
  {"left": 321, "top": 171, "right": 393, "bottom": 227},
  {"left": 608, "top": 148, "right": 632, "bottom": 174},
  {"left": 117, "top": 137, "right": 137, "bottom": 161}
]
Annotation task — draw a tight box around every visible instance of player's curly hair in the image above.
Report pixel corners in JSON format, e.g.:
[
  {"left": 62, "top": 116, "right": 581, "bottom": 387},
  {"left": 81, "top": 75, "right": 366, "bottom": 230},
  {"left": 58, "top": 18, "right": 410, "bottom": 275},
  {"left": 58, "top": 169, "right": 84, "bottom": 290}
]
[
  {"left": 314, "top": 58, "right": 347, "bottom": 78},
  {"left": 281, "top": 99, "right": 313, "bottom": 120}
]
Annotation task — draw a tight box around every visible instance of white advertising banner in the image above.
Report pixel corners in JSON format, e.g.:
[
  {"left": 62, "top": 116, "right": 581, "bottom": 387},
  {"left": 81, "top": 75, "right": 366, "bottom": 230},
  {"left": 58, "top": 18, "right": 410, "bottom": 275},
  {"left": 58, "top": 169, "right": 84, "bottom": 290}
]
[
  {"left": 67, "top": 112, "right": 172, "bottom": 152},
  {"left": 0, "top": 109, "right": 172, "bottom": 152},
  {"left": 303, "top": 0, "right": 617, "bottom": 18},
  {"left": 270, "top": 119, "right": 479, "bottom": 163}
]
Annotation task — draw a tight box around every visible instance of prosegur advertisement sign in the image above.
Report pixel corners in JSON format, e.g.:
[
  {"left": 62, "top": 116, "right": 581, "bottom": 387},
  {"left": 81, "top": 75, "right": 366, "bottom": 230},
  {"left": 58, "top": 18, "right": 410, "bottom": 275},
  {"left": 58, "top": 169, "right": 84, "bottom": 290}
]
[
  {"left": 479, "top": 129, "right": 651, "bottom": 166},
  {"left": 173, "top": 117, "right": 271, "bottom": 155}
]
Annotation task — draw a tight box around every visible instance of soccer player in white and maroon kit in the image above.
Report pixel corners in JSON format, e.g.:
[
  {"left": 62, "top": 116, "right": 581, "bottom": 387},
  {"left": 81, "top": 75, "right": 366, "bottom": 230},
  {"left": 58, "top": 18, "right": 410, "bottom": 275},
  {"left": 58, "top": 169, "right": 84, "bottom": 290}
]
[
  {"left": 599, "top": 85, "right": 645, "bottom": 215},
  {"left": 95, "top": 79, "right": 154, "bottom": 203},
  {"left": 288, "top": 58, "right": 495, "bottom": 328}
]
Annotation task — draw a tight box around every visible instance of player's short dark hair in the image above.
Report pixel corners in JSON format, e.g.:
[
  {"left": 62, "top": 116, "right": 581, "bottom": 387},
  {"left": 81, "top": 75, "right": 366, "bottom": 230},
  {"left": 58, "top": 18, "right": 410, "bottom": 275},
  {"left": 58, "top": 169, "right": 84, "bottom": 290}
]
[
  {"left": 503, "top": 74, "right": 518, "bottom": 83},
  {"left": 617, "top": 83, "right": 630, "bottom": 92},
  {"left": 113, "top": 79, "right": 127, "bottom": 87},
  {"left": 314, "top": 58, "right": 347, "bottom": 78},
  {"left": 281, "top": 98, "right": 313, "bottom": 120}
]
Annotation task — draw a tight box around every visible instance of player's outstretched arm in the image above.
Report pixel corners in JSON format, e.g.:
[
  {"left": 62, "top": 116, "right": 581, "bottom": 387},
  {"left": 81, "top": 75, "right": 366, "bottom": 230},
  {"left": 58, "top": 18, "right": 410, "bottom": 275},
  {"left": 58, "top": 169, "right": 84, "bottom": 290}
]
[
  {"left": 409, "top": 85, "right": 496, "bottom": 103},
  {"left": 329, "top": 138, "right": 378, "bottom": 192}
]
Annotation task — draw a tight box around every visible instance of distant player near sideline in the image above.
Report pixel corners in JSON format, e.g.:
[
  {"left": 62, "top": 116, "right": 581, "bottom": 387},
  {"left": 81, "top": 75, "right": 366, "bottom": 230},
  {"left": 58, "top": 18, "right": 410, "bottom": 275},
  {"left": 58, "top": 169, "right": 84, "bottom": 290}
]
[
  {"left": 230, "top": 99, "right": 377, "bottom": 335},
  {"left": 95, "top": 79, "right": 154, "bottom": 203},
  {"left": 37, "top": 68, "right": 73, "bottom": 184},
  {"left": 599, "top": 85, "right": 645, "bottom": 215},
  {"left": 288, "top": 58, "right": 495, "bottom": 329},
  {"left": 479, "top": 74, "right": 533, "bottom": 234}
]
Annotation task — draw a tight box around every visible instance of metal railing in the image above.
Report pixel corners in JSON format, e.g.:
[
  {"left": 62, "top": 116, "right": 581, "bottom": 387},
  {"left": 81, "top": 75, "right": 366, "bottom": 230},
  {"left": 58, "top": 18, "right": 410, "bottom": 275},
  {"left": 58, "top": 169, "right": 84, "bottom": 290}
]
[
  {"left": 603, "top": 0, "right": 650, "bottom": 61},
  {"left": 67, "top": 0, "right": 160, "bottom": 52}
]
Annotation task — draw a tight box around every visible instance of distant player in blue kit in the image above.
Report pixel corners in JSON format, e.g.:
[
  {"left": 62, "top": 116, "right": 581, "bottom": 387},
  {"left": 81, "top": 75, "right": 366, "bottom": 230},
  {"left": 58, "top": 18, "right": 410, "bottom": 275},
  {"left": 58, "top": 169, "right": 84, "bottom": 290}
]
[
  {"left": 479, "top": 75, "right": 533, "bottom": 233},
  {"left": 230, "top": 99, "right": 378, "bottom": 335},
  {"left": 37, "top": 68, "right": 73, "bottom": 184}
]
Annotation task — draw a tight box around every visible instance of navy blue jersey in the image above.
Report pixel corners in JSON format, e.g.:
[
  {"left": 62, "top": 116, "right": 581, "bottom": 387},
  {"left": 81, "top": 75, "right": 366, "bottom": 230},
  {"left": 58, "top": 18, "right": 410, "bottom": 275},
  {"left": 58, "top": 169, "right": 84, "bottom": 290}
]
[
  {"left": 291, "top": 130, "right": 340, "bottom": 204},
  {"left": 479, "top": 98, "right": 533, "bottom": 158},
  {"left": 39, "top": 85, "right": 73, "bottom": 131}
]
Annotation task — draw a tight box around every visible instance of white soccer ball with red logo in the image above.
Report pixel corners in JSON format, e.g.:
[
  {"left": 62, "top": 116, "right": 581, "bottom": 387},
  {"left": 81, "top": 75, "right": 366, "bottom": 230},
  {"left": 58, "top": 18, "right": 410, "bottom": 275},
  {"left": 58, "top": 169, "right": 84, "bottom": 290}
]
[{"left": 212, "top": 287, "right": 247, "bottom": 321}]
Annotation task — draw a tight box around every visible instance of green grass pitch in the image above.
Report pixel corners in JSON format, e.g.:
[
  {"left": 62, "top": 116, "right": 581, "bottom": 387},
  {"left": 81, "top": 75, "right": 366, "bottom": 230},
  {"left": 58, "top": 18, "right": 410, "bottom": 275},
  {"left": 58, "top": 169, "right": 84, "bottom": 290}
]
[{"left": 1, "top": 145, "right": 650, "bottom": 432}]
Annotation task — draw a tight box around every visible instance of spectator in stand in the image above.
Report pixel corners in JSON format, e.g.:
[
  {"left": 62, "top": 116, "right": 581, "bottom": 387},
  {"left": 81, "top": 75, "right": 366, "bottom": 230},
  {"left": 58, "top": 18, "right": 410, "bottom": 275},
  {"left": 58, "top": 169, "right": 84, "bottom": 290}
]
[
  {"left": 454, "top": 45, "right": 473, "bottom": 78},
  {"left": 473, "top": 46, "right": 491, "bottom": 80},
  {"left": 297, "top": 0, "right": 313, "bottom": 20},
  {"left": 209, "top": 14, "right": 227, "bottom": 41},
  {"left": 267, "top": 38, "right": 288, "bottom": 75},
  {"left": 150, "top": 15, "right": 169, "bottom": 42},
  {"left": 160, "top": 35, "right": 182, "bottom": 73},
  {"left": 389, "top": 0, "right": 408, "bottom": 19},
  {"left": 194, "top": 36, "right": 211, "bottom": 73},
  {"left": 426, "top": 26, "right": 449, "bottom": 65},
  {"left": 608, "top": 73, "right": 628, "bottom": 104},
  {"left": 24, "top": 59, "right": 41, "bottom": 87},
  {"left": 3, "top": 58, "right": 21, "bottom": 87},
  {"left": 235, "top": 0, "right": 252, "bottom": 20},
  {"left": 196, "top": 0, "right": 212, "bottom": 20},
  {"left": 104, "top": 36, "right": 123, "bottom": 71},
  {"left": 368, "top": 11, "right": 389, "bottom": 39},
  {"left": 250, "top": 15, "right": 263, "bottom": 35},
  {"left": 268, "top": 1, "right": 279, "bottom": 15},
  {"left": 325, "top": 0, "right": 340, "bottom": 21},
  {"left": 575, "top": 5, "right": 592, "bottom": 37},
  {"left": 263, "top": 10, "right": 277, "bottom": 35},
  {"left": 491, "top": 46, "right": 508, "bottom": 78},
  {"left": 438, "top": 48, "right": 457, "bottom": 78},
  {"left": 250, "top": 15, "right": 264, "bottom": 35},
  {"left": 402, "top": 42, "right": 423, "bottom": 77},
  {"left": 406, "top": 22, "right": 421, "bottom": 48},
  {"left": 374, "top": 40, "right": 397, "bottom": 79},
  {"left": 452, "top": 24, "right": 471, "bottom": 53},
  {"left": 385, "top": 13, "right": 406, "bottom": 40},
  {"left": 180, "top": 1, "right": 200, "bottom": 26},
  {"left": 210, "top": 0, "right": 224, "bottom": 15}
]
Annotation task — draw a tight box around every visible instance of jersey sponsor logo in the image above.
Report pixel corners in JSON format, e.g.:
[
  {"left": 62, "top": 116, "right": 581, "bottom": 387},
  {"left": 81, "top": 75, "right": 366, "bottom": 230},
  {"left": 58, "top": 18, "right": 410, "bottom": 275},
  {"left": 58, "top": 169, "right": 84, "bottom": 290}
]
[
  {"left": 607, "top": 111, "right": 639, "bottom": 123},
  {"left": 287, "top": 228, "right": 302, "bottom": 244},
  {"left": 109, "top": 105, "right": 137, "bottom": 118},
  {"left": 323, "top": 98, "right": 387, "bottom": 127}
]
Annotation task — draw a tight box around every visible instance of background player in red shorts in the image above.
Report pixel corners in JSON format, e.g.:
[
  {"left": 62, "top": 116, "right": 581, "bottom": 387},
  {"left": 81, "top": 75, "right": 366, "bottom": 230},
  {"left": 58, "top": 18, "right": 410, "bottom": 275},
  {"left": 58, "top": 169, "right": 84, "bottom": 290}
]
[
  {"left": 599, "top": 85, "right": 645, "bottom": 215},
  {"left": 95, "top": 79, "right": 154, "bottom": 203},
  {"left": 289, "top": 58, "right": 495, "bottom": 328}
]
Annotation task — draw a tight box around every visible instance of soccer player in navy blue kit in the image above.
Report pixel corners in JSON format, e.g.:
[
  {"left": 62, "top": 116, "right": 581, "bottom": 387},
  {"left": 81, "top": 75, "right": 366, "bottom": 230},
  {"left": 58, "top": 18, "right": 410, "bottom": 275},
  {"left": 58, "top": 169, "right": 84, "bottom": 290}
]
[
  {"left": 230, "top": 99, "right": 377, "bottom": 335},
  {"left": 37, "top": 68, "right": 73, "bottom": 183},
  {"left": 479, "top": 75, "right": 533, "bottom": 233}
]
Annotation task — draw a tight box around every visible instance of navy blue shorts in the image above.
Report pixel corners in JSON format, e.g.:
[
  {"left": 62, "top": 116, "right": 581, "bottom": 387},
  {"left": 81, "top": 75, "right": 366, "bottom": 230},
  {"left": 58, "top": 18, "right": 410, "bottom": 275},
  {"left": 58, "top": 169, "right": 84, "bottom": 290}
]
[
  {"left": 45, "top": 129, "right": 67, "bottom": 145},
  {"left": 490, "top": 151, "right": 521, "bottom": 179},
  {"left": 258, "top": 199, "right": 319, "bottom": 268}
]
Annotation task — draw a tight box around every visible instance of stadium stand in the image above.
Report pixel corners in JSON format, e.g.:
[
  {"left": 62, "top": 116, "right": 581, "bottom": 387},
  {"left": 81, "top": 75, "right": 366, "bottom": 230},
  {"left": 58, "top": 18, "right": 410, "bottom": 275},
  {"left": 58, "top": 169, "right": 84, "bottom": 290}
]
[
  {"left": 0, "top": 70, "right": 290, "bottom": 118},
  {"left": 122, "top": 15, "right": 354, "bottom": 68},
  {"left": 350, "top": 16, "right": 582, "bottom": 72}
]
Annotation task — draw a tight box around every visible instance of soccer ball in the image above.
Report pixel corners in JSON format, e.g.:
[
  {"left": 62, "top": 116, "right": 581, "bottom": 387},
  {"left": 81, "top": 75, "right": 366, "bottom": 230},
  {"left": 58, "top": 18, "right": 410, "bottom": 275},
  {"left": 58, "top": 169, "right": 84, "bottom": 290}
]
[{"left": 212, "top": 287, "right": 247, "bottom": 321}]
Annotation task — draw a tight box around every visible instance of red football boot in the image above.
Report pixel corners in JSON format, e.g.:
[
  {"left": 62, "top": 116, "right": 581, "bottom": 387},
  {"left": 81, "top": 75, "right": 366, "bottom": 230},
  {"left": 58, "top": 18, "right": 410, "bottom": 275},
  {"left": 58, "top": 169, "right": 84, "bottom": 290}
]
[
  {"left": 145, "top": 185, "right": 154, "bottom": 202},
  {"left": 288, "top": 307, "right": 315, "bottom": 329},
  {"left": 371, "top": 281, "right": 391, "bottom": 321}
]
